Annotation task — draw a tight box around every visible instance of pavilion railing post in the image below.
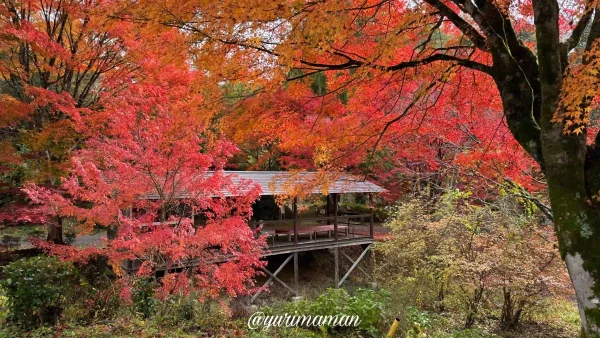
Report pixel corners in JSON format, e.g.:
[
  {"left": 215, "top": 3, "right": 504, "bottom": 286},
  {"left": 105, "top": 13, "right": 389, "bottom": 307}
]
[
  {"left": 279, "top": 204, "right": 283, "bottom": 227},
  {"left": 293, "top": 197, "right": 298, "bottom": 245}
]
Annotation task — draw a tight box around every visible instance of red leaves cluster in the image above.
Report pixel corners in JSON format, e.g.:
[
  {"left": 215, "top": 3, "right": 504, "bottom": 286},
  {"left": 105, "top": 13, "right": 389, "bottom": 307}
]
[{"left": 226, "top": 64, "right": 542, "bottom": 199}]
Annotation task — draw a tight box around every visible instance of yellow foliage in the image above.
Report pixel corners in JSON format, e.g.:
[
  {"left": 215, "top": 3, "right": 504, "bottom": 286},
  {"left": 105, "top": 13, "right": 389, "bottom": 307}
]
[{"left": 555, "top": 41, "right": 600, "bottom": 134}]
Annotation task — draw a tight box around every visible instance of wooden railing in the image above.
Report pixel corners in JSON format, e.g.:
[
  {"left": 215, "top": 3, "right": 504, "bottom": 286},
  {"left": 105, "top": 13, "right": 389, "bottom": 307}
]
[{"left": 249, "top": 211, "right": 375, "bottom": 247}]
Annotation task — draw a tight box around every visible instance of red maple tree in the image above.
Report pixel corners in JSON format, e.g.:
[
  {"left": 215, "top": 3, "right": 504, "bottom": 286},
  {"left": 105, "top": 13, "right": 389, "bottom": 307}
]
[{"left": 21, "top": 31, "right": 266, "bottom": 299}]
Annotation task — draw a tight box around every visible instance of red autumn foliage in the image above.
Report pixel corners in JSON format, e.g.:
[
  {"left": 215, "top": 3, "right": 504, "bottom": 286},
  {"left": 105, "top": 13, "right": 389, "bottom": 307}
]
[{"left": 20, "top": 34, "right": 267, "bottom": 299}]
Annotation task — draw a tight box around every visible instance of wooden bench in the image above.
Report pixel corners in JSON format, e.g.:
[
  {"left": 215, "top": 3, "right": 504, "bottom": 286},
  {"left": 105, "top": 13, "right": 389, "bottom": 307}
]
[
  {"left": 310, "top": 225, "right": 349, "bottom": 238},
  {"left": 275, "top": 228, "right": 314, "bottom": 241},
  {"left": 139, "top": 221, "right": 180, "bottom": 232},
  {"left": 259, "top": 229, "right": 277, "bottom": 245}
]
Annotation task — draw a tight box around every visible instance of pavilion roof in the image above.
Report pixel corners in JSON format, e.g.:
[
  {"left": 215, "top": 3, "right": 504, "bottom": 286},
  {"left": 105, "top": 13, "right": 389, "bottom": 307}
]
[
  {"left": 226, "top": 171, "right": 386, "bottom": 196},
  {"left": 140, "top": 171, "right": 386, "bottom": 199}
]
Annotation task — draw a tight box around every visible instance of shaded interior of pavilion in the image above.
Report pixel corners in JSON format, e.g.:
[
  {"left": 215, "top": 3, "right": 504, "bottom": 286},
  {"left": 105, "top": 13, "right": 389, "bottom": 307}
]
[{"left": 251, "top": 194, "right": 376, "bottom": 249}]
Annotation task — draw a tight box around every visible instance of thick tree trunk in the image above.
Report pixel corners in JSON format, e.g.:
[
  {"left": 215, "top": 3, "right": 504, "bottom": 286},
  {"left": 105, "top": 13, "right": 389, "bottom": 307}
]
[
  {"left": 542, "top": 126, "right": 600, "bottom": 336},
  {"left": 529, "top": 0, "right": 600, "bottom": 335},
  {"left": 565, "top": 253, "right": 599, "bottom": 335}
]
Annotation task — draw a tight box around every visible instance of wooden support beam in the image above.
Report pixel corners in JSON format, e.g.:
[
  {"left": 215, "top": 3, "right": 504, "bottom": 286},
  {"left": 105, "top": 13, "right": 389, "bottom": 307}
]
[
  {"left": 261, "top": 266, "right": 296, "bottom": 295},
  {"left": 337, "top": 243, "right": 372, "bottom": 288},
  {"left": 326, "top": 194, "right": 331, "bottom": 225},
  {"left": 340, "top": 250, "right": 369, "bottom": 278},
  {"left": 251, "top": 253, "right": 294, "bottom": 303}
]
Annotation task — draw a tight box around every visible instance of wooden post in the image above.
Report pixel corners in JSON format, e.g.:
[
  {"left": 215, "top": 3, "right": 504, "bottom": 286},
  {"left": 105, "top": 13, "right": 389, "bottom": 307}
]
[
  {"left": 293, "top": 197, "right": 299, "bottom": 245},
  {"left": 326, "top": 194, "right": 331, "bottom": 225},
  {"left": 294, "top": 252, "right": 299, "bottom": 296},
  {"left": 279, "top": 204, "right": 284, "bottom": 227},
  {"left": 334, "top": 247, "right": 339, "bottom": 288},
  {"left": 369, "top": 193, "right": 374, "bottom": 239},
  {"left": 109, "top": 206, "right": 132, "bottom": 240},
  {"left": 333, "top": 193, "right": 339, "bottom": 241}
]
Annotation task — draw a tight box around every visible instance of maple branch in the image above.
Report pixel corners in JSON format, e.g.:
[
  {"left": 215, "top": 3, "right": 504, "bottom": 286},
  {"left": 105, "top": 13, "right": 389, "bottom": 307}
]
[
  {"left": 295, "top": 57, "right": 362, "bottom": 70},
  {"left": 366, "top": 67, "right": 454, "bottom": 166},
  {"left": 415, "top": 16, "right": 446, "bottom": 55},
  {"left": 423, "top": 0, "right": 488, "bottom": 51},
  {"left": 504, "top": 178, "right": 554, "bottom": 221},
  {"left": 384, "top": 53, "right": 492, "bottom": 74},
  {"left": 451, "top": 0, "right": 537, "bottom": 78},
  {"left": 585, "top": 7, "right": 600, "bottom": 52},
  {"left": 296, "top": 49, "right": 491, "bottom": 74},
  {"left": 561, "top": 5, "right": 594, "bottom": 53},
  {"left": 344, "top": 0, "right": 392, "bottom": 11}
]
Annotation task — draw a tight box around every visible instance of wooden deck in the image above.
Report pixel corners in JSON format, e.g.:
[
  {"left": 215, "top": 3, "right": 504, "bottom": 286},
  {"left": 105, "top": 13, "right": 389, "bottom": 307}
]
[
  {"left": 265, "top": 234, "right": 373, "bottom": 256},
  {"left": 121, "top": 233, "right": 373, "bottom": 274},
  {"left": 122, "top": 211, "right": 376, "bottom": 277}
]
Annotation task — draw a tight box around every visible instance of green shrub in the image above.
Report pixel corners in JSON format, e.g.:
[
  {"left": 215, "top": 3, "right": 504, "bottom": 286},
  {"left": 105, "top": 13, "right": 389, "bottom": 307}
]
[
  {"left": 375, "top": 192, "right": 570, "bottom": 329},
  {"left": 131, "top": 277, "right": 158, "bottom": 318},
  {"left": 154, "top": 292, "right": 206, "bottom": 325},
  {"left": 0, "top": 255, "right": 78, "bottom": 326}
]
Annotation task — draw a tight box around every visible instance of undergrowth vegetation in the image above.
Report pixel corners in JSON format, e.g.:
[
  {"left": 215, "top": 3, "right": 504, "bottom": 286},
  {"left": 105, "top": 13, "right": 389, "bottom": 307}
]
[{"left": 374, "top": 190, "right": 578, "bottom": 337}]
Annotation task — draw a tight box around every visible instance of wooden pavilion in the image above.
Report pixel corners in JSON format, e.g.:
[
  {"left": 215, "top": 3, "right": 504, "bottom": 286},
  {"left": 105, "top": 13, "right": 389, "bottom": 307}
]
[{"left": 121, "top": 171, "right": 386, "bottom": 301}]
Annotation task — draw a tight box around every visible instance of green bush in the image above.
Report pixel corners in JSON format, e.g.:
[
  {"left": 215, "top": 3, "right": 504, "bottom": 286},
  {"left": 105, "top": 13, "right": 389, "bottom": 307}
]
[
  {"left": 131, "top": 277, "right": 158, "bottom": 318},
  {"left": 154, "top": 292, "right": 206, "bottom": 325},
  {"left": 0, "top": 255, "right": 78, "bottom": 326}
]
